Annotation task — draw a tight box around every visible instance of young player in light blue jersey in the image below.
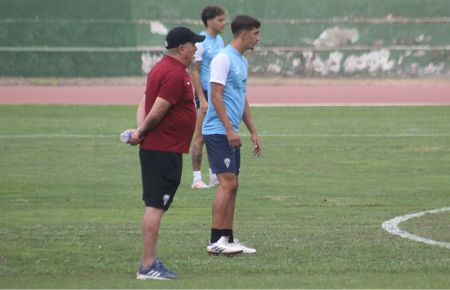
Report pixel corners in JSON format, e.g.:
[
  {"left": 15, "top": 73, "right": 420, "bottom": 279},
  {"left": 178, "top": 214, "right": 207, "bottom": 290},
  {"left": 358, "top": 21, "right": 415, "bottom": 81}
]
[
  {"left": 203, "top": 15, "right": 262, "bottom": 256},
  {"left": 190, "top": 6, "right": 226, "bottom": 189}
]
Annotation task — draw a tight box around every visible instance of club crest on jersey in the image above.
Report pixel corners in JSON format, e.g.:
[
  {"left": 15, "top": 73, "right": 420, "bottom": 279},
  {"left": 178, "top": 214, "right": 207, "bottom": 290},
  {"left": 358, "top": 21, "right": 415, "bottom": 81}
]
[
  {"left": 236, "top": 65, "right": 241, "bottom": 75},
  {"left": 163, "top": 194, "right": 170, "bottom": 206},
  {"left": 224, "top": 158, "right": 231, "bottom": 168}
]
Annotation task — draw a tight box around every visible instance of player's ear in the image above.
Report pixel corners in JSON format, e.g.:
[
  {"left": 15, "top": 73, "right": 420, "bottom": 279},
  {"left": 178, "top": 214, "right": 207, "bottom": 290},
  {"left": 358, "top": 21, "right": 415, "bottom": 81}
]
[
  {"left": 237, "top": 30, "right": 246, "bottom": 40},
  {"left": 206, "top": 18, "right": 213, "bottom": 27}
]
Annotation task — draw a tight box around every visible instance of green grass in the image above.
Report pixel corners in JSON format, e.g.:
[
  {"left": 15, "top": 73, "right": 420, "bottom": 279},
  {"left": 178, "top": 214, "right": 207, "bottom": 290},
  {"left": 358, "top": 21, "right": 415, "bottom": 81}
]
[{"left": 0, "top": 105, "right": 449, "bottom": 288}]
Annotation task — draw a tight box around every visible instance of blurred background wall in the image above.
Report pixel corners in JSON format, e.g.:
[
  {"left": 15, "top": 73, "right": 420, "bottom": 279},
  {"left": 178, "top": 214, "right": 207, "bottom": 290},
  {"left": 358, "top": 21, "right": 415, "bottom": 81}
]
[{"left": 1, "top": 0, "right": 449, "bottom": 77}]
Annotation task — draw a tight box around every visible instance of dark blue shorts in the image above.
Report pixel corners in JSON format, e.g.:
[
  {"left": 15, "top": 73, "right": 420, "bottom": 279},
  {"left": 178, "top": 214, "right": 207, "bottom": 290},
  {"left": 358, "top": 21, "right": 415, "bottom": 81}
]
[
  {"left": 194, "top": 89, "right": 208, "bottom": 109},
  {"left": 203, "top": 134, "right": 240, "bottom": 175}
]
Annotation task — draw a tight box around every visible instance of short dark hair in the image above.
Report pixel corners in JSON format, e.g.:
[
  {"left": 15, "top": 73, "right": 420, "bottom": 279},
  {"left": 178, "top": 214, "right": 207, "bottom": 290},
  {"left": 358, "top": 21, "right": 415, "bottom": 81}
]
[
  {"left": 231, "top": 15, "right": 261, "bottom": 36},
  {"left": 201, "top": 6, "right": 226, "bottom": 27}
]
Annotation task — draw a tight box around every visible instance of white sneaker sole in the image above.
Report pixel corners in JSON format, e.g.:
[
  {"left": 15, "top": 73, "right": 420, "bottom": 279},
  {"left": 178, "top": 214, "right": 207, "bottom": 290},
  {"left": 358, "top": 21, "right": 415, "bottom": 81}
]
[
  {"left": 136, "top": 273, "right": 170, "bottom": 280},
  {"left": 208, "top": 181, "right": 219, "bottom": 187},
  {"left": 207, "top": 250, "right": 243, "bottom": 257},
  {"left": 191, "top": 182, "right": 210, "bottom": 189}
]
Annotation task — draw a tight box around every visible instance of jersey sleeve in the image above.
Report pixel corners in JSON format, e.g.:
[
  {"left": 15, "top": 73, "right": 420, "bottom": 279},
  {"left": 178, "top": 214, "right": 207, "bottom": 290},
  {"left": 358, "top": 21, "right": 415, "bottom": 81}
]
[
  {"left": 210, "top": 53, "right": 230, "bottom": 86},
  {"left": 194, "top": 42, "right": 204, "bottom": 62}
]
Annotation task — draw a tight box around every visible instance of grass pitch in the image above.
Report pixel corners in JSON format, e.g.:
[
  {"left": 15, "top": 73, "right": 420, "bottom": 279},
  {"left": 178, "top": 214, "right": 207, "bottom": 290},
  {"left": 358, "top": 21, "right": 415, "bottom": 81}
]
[{"left": 0, "top": 105, "right": 449, "bottom": 288}]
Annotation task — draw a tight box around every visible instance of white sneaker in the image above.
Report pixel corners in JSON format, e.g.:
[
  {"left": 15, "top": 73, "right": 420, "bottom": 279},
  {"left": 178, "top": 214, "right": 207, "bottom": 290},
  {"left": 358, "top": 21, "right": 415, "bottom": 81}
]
[
  {"left": 208, "top": 176, "right": 219, "bottom": 187},
  {"left": 233, "top": 239, "right": 257, "bottom": 254},
  {"left": 207, "top": 236, "right": 243, "bottom": 256},
  {"left": 191, "top": 179, "right": 209, "bottom": 189}
]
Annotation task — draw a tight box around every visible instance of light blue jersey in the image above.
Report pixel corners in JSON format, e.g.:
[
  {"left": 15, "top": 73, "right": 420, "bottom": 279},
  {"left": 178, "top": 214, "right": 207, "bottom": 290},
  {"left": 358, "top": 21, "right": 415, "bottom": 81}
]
[
  {"left": 194, "top": 31, "right": 224, "bottom": 91},
  {"left": 202, "top": 44, "right": 248, "bottom": 135}
]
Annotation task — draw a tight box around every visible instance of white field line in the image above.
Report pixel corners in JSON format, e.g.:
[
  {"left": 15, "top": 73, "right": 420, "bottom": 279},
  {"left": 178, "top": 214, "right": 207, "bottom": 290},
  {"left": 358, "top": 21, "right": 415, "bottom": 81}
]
[
  {"left": 382, "top": 207, "right": 450, "bottom": 249},
  {"left": 0, "top": 134, "right": 114, "bottom": 138},
  {"left": 1, "top": 133, "right": 450, "bottom": 139}
]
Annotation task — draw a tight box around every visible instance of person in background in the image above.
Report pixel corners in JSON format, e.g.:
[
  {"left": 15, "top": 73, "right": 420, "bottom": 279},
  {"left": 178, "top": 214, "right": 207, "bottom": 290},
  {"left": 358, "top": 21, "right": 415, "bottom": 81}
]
[{"left": 190, "top": 6, "right": 226, "bottom": 189}]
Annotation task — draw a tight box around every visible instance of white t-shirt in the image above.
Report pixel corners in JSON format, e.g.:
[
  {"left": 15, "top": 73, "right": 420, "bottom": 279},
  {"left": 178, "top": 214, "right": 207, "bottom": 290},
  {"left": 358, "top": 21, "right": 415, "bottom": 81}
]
[
  {"left": 209, "top": 53, "right": 230, "bottom": 86},
  {"left": 194, "top": 42, "right": 204, "bottom": 62}
]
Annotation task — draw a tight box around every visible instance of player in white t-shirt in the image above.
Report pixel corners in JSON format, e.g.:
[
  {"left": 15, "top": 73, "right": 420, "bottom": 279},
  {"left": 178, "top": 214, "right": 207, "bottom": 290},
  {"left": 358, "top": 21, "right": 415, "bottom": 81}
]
[{"left": 203, "top": 15, "right": 262, "bottom": 255}]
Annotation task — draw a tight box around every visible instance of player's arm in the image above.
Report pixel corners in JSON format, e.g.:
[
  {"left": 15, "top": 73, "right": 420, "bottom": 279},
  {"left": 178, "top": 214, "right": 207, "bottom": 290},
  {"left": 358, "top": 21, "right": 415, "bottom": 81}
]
[
  {"left": 210, "top": 83, "right": 233, "bottom": 133},
  {"left": 242, "top": 98, "right": 261, "bottom": 156},
  {"left": 129, "top": 97, "right": 171, "bottom": 144},
  {"left": 190, "top": 61, "right": 208, "bottom": 114},
  {"left": 189, "top": 43, "right": 207, "bottom": 113},
  {"left": 210, "top": 82, "right": 241, "bottom": 148}
]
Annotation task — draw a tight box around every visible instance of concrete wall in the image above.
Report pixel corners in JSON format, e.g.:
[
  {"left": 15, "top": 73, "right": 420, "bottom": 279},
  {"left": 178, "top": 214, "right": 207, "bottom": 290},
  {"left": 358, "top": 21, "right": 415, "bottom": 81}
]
[{"left": 1, "top": 0, "right": 449, "bottom": 77}]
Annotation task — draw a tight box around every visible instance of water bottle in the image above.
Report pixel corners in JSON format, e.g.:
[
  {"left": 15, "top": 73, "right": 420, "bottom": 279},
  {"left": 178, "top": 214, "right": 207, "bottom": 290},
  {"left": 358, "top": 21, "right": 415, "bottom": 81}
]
[{"left": 119, "top": 129, "right": 132, "bottom": 143}]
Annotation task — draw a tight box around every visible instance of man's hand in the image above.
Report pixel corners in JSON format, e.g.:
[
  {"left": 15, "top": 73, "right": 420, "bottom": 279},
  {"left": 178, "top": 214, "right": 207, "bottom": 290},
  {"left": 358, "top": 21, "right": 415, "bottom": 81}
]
[
  {"left": 199, "top": 98, "right": 208, "bottom": 115},
  {"left": 251, "top": 133, "right": 262, "bottom": 156},
  {"left": 226, "top": 129, "right": 241, "bottom": 148},
  {"left": 129, "top": 128, "right": 144, "bottom": 145}
]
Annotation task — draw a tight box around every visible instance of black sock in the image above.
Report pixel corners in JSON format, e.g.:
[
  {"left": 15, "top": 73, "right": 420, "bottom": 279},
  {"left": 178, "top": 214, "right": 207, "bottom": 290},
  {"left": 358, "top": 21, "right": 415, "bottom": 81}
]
[
  {"left": 210, "top": 228, "right": 222, "bottom": 243},
  {"left": 222, "top": 229, "right": 234, "bottom": 243}
]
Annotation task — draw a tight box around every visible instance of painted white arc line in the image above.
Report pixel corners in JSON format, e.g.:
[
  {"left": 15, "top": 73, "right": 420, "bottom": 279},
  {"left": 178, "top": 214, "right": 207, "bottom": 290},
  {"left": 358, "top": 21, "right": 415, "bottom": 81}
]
[{"left": 382, "top": 207, "right": 450, "bottom": 249}]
